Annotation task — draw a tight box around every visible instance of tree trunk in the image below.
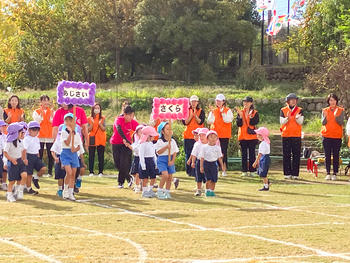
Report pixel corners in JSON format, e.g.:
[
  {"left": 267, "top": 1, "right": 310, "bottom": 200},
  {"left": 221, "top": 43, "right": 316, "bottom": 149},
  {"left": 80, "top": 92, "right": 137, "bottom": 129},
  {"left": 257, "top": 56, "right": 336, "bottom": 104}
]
[{"left": 115, "top": 47, "right": 121, "bottom": 81}]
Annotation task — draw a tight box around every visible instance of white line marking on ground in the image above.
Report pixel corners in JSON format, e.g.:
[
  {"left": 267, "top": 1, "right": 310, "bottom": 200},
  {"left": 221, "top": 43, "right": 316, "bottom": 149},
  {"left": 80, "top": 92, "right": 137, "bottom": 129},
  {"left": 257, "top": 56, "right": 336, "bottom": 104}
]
[
  {"left": 229, "top": 221, "right": 345, "bottom": 230},
  {"left": 0, "top": 238, "right": 61, "bottom": 263},
  {"left": 26, "top": 219, "right": 148, "bottom": 263}
]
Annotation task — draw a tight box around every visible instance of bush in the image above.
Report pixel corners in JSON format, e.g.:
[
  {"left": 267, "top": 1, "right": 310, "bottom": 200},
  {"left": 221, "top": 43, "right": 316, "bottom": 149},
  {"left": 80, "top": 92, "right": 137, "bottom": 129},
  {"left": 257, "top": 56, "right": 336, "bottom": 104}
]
[{"left": 236, "top": 64, "right": 266, "bottom": 90}]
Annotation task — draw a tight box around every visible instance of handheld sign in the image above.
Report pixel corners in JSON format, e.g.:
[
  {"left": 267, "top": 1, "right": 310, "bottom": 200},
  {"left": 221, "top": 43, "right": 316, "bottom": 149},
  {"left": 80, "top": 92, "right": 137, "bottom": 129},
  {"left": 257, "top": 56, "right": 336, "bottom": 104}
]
[{"left": 57, "top": 80, "right": 96, "bottom": 107}]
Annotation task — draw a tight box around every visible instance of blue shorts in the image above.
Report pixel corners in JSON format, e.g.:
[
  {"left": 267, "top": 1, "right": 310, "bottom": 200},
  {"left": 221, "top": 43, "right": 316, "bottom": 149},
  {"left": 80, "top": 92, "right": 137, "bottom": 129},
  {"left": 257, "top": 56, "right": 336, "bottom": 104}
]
[
  {"left": 60, "top": 149, "right": 80, "bottom": 168},
  {"left": 130, "top": 156, "right": 140, "bottom": 175},
  {"left": 204, "top": 161, "right": 218, "bottom": 183},
  {"left": 258, "top": 154, "right": 270, "bottom": 178},
  {"left": 195, "top": 160, "right": 206, "bottom": 183},
  {"left": 54, "top": 155, "right": 66, "bottom": 180},
  {"left": 26, "top": 154, "right": 45, "bottom": 175},
  {"left": 139, "top": 157, "right": 157, "bottom": 179},
  {"left": 157, "top": 155, "right": 176, "bottom": 174},
  {"left": 8, "top": 159, "right": 26, "bottom": 182}
]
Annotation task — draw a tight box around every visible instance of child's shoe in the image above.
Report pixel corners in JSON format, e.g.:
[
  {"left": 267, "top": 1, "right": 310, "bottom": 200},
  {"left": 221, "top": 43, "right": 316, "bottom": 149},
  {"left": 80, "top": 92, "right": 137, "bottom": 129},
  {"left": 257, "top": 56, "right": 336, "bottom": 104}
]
[
  {"left": 32, "top": 177, "right": 40, "bottom": 189},
  {"left": 1, "top": 183, "right": 8, "bottom": 191},
  {"left": 62, "top": 189, "right": 69, "bottom": 199},
  {"left": 165, "top": 191, "right": 172, "bottom": 199},
  {"left": 241, "top": 172, "right": 248, "bottom": 177},
  {"left": 148, "top": 190, "right": 156, "bottom": 198},
  {"left": 157, "top": 189, "right": 166, "bottom": 199},
  {"left": 68, "top": 192, "right": 76, "bottom": 201},
  {"left": 27, "top": 188, "right": 38, "bottom": 195},
  {"left": 331, "top": 174, "right": 337, "bottom": 181},
  {"left": 142, "top": 190, "right": 152, "bottom": 198},
  {"left": 259, "top": 186, "right": 269, "bottom": 191},
  {"left": 75, "top": 179, "right": 82, "bottom": 188},
  {"left": 205, "top": 191, "right": 212, "bottom": 197},
  {"left": 16, "top": 189, "right": 24, "bottom": 200},
  {"left": 57, "top": 190, "right": 63, "bottom": 197},
  {"left": 325, "top": 174, "right": 331, "bottom": 180},
  {"left": 74, "top": 186, "right": 79, "bottom": 193},
  {"left": 194, "top": 189, "right": 201, "bottom": 196},
  {"left": 173, "top": 178, "right": 180, "bottom": 189},
  {"left": 6, "top": 192, "right": 16, "bottom": 202}
]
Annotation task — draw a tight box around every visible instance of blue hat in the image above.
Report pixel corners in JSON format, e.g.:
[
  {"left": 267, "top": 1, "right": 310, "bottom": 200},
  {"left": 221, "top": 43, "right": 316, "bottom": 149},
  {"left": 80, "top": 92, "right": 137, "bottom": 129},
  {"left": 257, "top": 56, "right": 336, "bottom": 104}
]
[
  {"left": 157, "top": 121, "right": 168, "bottom": 138},
  {"left": 28, "top": 121, "right": 40, "bottom": 129},
  {"left": 0, "top": 120, "right": 6, "bottom": 127},
  {"left": 7, "top": 123, "right": 22, "bottom": 142},
  {"left": 64, "top": 113, "right": 74, "bottom": 120}
]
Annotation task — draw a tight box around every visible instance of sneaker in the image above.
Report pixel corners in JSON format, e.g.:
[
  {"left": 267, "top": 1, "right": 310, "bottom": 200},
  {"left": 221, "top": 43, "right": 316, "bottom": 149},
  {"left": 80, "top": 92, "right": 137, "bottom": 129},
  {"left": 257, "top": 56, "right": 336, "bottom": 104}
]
[
  {"left": 32, "top": 178, "right": 40, "bottom": 189},
  {"left": 98, "top": 173, "right": 103, "bottom": 177},
  {"left": 325, "top": 174, "right": 331, "bottom": 180},
  {"left": 75, "top": 179, "right": 82, "bottom": 188},
  {"left": 211, "top": 191, "right": 216, "bottom": 197},
  {"left": 284, "top": 175, "right": 292, "bottom": 179},
  {"left": 89, "top": 173, "right": 94, "bottom": 177},
  {"left": 27, "top": 188, "right": 38, "bottom": 195},
  {"left": 222, "top": 171, "right": 227, "bottom": 177},
  {"left": 292, "top": 176, "right": 299, "bottom": 180},
  {"left": 68, "top": 192, "right": 76, "bottom": 201},
  {"left": 6, "top": 192, "right": 16, "bottom": 202},
  {"left": 1, "top": 184, "right": 8, "bottom": 191},
  {"left": 194, "top": 189, "right": 202, "bottom": 196},
  {"left": 259, "top": 186, "right": 269, "bottom": 191},
  {"left": 241, "top": 172, "right": 248, "bottom": 177},
  {"left": 331, "top": 174, "right": 337, "bottom": 181},
  {"left": 250, "top": 172, "right": 258, "bottom": 177},
  {"left": 134, "top": 186, "right": 141, "bottom": 193},
  {"left": 157, "top": 190, "right": 167, "bottom": 199},
  {"left": 118, "top": 184, "right": 124, "bottom": 189},
  {"left": 142, "top": 191, "right": 152, "bottom": 198},
  {"left": 74, "top": 186, "right": 79, "bottom": 193},
  {"left": 16, "top": 190, "right": 24, "bottom": 200},
  {"left": 173, "top": 178, "right": 179, "bottom": 189},
  {"left": 128, "top": 176, "right": 134, "bottom": 188},
  {"left": 57, "top": 190, "right": 63, "bottom": 197},
  {"left": 148, "top": 190, "right": 156, "bottom": 198},
  {"left": 205, "top": 191, "right": 213, "bottom": 197},
  {"left": 165, "top": 191, "right": 172, "bottom": 199},
  {"left": 62, "top": 189, "right": 69, "bottom": 199}
]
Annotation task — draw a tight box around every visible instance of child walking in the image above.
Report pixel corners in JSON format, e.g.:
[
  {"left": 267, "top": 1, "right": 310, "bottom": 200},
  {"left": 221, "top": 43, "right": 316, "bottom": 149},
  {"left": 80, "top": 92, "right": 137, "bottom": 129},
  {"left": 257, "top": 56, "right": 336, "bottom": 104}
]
[
  {"left": 138, "top": 126, "right": 158, "bottom": 198},
  {"left": 252, "top": 127, "right": 271, "bottom": 191},
  {"left": 0, "top": 120, "right": 7, "bottom": 191},
  {"left": 51, "top": 128, "right": 66, "bottom": 197},
  {"left": 186, "top": 127, "right": 201, "bottom": 177},
  {"left": 23, "top": 121, "right": 46, "bottom": 195},
  {"left": 128, "top": 125, "right": 144, "bottom": 193},
  {"left": 60, "top": 113, "right": 82, "bottom": 201},
  {"left": 155, "top": 122, "right": 179, "bottom": 199},
  {"left": 199, "top": 130, "right": 225, "bottom": 197},
  {"left": 4, "top": 123, "right": 27, "bottom": 202}
]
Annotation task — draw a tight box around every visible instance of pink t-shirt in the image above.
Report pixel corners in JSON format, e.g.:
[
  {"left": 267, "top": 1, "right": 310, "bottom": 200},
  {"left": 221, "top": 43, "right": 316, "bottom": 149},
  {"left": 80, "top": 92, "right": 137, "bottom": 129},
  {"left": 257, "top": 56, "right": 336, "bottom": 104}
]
[
  {"left": 52, "top": 107, "right": 88, "bottom": 127},
  {"left": 110, "top": 116, "right": 138, "bottom": 145}
]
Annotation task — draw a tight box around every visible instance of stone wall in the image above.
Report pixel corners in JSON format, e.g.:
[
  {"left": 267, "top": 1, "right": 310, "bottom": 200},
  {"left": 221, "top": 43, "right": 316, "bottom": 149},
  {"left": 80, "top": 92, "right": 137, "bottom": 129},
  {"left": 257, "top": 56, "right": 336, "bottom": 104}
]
[{"left": 264, "top": 66, "right": 311, "bottom": 81}]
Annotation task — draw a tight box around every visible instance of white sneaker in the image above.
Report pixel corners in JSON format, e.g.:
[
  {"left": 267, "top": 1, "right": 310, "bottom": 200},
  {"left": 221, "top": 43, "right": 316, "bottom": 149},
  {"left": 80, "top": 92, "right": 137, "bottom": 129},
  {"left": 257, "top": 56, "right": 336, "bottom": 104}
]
[
  {"left": 292, "top": 176, "right": 299, "bottom": 180},
  {"left": 62, "top": 189, "right": 69, "bottom": 199},
  {"left": 134, "top": 186, "right": 141, "bottom": 193},
  {"left": 89, "top": 173, "right": 94, "bottom": 177},
  {"left": 68, "top": 192, "right": 76, "bottom": 201},
  {"left": 325, "top": 174, "right": 331, "bottom": 180},
  {"left": 16, "top": 190, "right": 24, "bottom": 200},
  {"left": 241, "top": 172, "right": 248, "bottom": 177},
  {"left": 1, "top": 184, "right": 8, "bottom": 191},
  {"left": 284, "top": 175, "right": 292, "bottom": 179},
  {"left": 6, "top": 192, "right": 16, "bottom": 202},
  {"left": 98, "top": 173, "right": 103, "bottom": 177},
  {"left": 331, "top": 174, "right": 337, "bottom": 181},
  {"left": 250, "top": 172, "right": 257, "bottom": 177},
  {"left": 222, "top": 171, "right": 227, "bottom": 177}
]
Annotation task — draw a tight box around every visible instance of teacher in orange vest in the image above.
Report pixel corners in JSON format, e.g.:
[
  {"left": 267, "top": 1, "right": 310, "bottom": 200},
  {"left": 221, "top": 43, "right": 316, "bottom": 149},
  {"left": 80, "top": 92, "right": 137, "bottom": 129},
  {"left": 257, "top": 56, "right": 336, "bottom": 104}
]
[
  {"left": 236, "top": 96, "right": 259, "bottom": 177},
  {"left": 32, "top": 95, "right": 55, "bottom": 177},
  {"left": 182, "top": 95, "right": 205, "bottom": 176},
  {"left": 280, "top": 93, "right": 304, "bottom": 180},
  {"left": 3, "top": 95, "right": 25, "bottom": 124},
  {"left": 321, "top": 93, "right": 345, "bottom": 181},
  {"left": 207, "top": 94, "right": 234, "bottom": 177}
]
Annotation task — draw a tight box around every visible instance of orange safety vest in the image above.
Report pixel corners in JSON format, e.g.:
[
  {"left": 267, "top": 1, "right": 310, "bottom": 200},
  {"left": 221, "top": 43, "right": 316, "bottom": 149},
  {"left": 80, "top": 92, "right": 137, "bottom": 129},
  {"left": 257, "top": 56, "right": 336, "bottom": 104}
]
[
  {"left": 183, "top": 108, "right": 204, "bottom": 139},
  {"left": 35, "top": 108, "right": 53, "bottom": 139},
  {"left": 153, "top": 119, "right": 161, "bottom": 141},
  {"left": 321, "top": 106, "right": 344, "bottom": 139},
  {"left": 238, "top": 109, "right": 258, "bottom": 141},
  {"left": 4, "top": 108, "right": 24, "bottom": 124},
  {"left": 88, "top": 115, "right": 107, "bottom": 146},
  {"left": 280, "top": 106, "right": 302, "bottom": 138},
  {"left": 210, "top": 107, "right": 232, "bottom": 139}
]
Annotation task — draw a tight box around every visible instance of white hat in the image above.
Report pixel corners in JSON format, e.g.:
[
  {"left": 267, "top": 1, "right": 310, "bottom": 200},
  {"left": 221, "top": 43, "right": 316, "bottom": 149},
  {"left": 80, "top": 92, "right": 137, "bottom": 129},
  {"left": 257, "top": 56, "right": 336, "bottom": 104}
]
[
  {"left": 215, "top": 94, "right": 225, "bottom": 101},
  {"left": 190, "top": 95, "right": 199, "bottom": 102}
]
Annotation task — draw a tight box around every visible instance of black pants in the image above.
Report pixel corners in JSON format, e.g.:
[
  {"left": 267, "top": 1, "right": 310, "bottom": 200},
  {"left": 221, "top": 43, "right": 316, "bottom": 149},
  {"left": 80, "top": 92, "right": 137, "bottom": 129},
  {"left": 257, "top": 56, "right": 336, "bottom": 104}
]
[
  {"left": 282, "top": 137, "right": 301, "bottom": 177},
  {"left": 112, "top": 144, "right": 132, "bottom": 185},
  {"left": 184, "top": 139, "right": 196, "bottom": 176},
  {"left": 39, "top": 142, "right": 53, "bottom": 175},
  {"left": 239, "top": 139, "right": 258, "bottom": 172},
  {"left": 219, "top": 138, "right": 229, "bottom": 168},
  {"left": 322, "top": 137, "right": 342, "bottom": 175},
  {"left": 89, "top": 145, "right": 105, "bottom": 174}
]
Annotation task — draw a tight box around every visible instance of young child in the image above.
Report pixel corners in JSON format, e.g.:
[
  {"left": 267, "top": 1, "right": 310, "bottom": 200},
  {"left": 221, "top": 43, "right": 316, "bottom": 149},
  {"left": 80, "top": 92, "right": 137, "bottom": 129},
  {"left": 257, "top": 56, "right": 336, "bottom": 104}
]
[
  {"left": 60, "top": 113, "right": 82, "bottom": 201},
  {"left": 0, "top": 120, "right": 8, "bottom": 191},
  {"left": 128, "top": 124, "right": 144, "bottom": 193},
  {"left": 199, "top": 130, "right": 225, "bottom": 197},
  {"left": 155, "top": 122, "right": 179, "bottom": 199},
  {"left": 23, "top": 121, "right": 46, "bottom": 195},
  {"left": 186, "top": 127, "right": 201, "bottom": 176},
  {"left": 51, "top": 128, "right": 66, "bottom": 197},
  {"left": 138, "top": 126, "right": 158, "bottom": 198},
  {"left": 4, "top": 123, "right": 27, "bottom": 202},
  {"left": 252, "top": 127, "right": 271, "bottom": 191},
  {"left": 190, "top": 128, "right": 209, "bottom": 196}
]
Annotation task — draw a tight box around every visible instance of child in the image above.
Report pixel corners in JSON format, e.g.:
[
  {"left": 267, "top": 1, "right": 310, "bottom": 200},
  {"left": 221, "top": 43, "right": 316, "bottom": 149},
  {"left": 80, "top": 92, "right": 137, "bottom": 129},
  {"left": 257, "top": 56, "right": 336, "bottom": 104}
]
[
  {"left": 60, "top": 113, "right": 82, "bottom": 201},
  {"left": 0, "top": 120, "right": 7, "bottom": 190},
  {"left": 23, "top": 121, "right": 46, "bottom": 195},
  {"left": 190, "top": 128, "right": 209, "bottom": 196},
  {"left": 155, "top": 122, "right": 179, "bottom": 199},
  {"left": 4, "top": 123, "right": 27, "bottom": 202},
  {"left": 186, "top": 127, "right": 201, "bottom": 176},
  {"left": 138, "top": 126, "right": 158, "bottom": 198},
  {"left": 199, "top": 130, "right": 225, "bottom": 197},
  {"left": 51, "top": 129, "right": 66, "bottom": 197},
  {"left": 252, "top": 127, "right": 271, "bottom": 191}
]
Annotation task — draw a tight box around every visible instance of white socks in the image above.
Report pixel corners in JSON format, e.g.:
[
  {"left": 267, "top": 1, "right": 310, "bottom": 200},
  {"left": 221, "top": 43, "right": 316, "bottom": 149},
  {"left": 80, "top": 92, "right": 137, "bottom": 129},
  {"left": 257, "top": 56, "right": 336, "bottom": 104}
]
[
  {"left": 33, "top": 174, "right": 39, "bottom": 180},
  {"left": 77, "top": 176, "right": 82, "bottom": 180}
]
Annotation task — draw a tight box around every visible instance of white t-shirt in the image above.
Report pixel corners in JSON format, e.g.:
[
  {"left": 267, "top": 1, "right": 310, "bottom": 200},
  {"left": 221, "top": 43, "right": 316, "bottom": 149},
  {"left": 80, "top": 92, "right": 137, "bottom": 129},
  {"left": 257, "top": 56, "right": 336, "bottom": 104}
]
[
  {"left": 258, "top": 141, "right": 270, "bottom": 155},
  {"left": 131, "top": 141, "right": 140, "bottom": 157},
  {"left": 191, "top": 141, "right": 206, "bottom": 158},
  {"left": 4, "top": 141, "right": 24, "bottom": 160},
  {"left": 198, "top": 144, "right": 223, "bottom": 162},
  {"left": 139, "top": 142, "right": 157, "bottom": 170},
  {"left": 61, "top": 130, "right": 82, "bottom": 149},
  {"left": 23, "top": 135, "right": 41, "bottom": 155},
  {"left": 0, "top": 133, "right": 6, "bottom": 155},
  {"left": 155, "top": 138, "right": 179, "bottom": 156},
  {"left": 51, "top": 138, "right": 62, "bottom": 155}
]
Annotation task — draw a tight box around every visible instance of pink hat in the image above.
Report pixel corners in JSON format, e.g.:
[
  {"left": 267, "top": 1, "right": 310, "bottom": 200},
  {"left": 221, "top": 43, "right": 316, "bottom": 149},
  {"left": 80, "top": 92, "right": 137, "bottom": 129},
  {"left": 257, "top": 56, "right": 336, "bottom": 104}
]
[
  {"left": 254, "top": 127, "right": 270, "bottom": 144},
  {"left": 206, "top": 130, "right": 218, "bottom": 138},
  {"left": 140, "top": 126, "right": 159, "bottom": 143},
  {"left": 192, "top": 128, "right": 201, "bottom": 135},
  {"left": 198, "top": 128, "right": 209, "bottom": 135}
]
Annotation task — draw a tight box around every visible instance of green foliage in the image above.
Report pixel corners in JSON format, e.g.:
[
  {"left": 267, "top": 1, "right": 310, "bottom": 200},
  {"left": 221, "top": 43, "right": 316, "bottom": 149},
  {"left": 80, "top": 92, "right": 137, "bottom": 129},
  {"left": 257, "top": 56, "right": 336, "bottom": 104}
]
[{"left": 235, "top": 64, "right": 266, "bottom": 90}]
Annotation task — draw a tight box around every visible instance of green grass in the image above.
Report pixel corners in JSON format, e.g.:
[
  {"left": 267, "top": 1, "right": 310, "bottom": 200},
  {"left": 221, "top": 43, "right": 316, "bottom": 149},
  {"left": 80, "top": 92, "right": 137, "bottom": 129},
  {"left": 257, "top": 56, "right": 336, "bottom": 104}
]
[{"left": 1, "top": 170, "right": 350, "bottom": 262}]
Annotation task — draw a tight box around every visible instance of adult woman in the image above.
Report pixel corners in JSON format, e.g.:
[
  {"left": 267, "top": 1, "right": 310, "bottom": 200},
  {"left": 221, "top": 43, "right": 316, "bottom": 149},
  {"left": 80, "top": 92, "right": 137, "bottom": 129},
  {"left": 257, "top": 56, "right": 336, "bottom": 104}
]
[
  {"left": 32, "top": 95, "right": 55, "bottom": 176},
  {"left": 207, "top": 94, "right": 234, "bottom": 176},
  {"left": 321, "top": 93, "right": 345, "bottom": 181},
  {"left": 183, "top": 95, "right": 205, "bottom": 176},
  {"left": 3, "top": 95, "right": 25, "bottom": 124},
  {"left": 88, "top": 103, "right": 107, "bottom": 177},
  {"left": 110, "top": 105, "right": 139, "bottom": 188},
  {"left": 236, "top": 96, "right": 259, "bottom": 177}
]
